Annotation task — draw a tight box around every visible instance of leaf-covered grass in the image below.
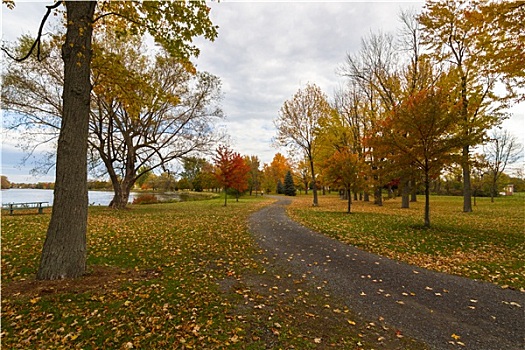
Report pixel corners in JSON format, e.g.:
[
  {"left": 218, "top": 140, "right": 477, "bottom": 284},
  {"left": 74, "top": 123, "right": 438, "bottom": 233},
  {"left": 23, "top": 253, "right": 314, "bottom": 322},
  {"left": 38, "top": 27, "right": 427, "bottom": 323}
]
[
  {"left": 1, "top": 196, "right": 426, "bottom": 349},
  {"left": 288, "top": 193, "right": 525, "bottom": 290}
]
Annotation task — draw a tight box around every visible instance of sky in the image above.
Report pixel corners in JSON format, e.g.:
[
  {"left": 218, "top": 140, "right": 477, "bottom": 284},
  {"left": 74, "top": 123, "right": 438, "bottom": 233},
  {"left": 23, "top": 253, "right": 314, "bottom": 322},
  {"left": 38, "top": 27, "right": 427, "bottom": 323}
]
[{"left": 1, "top": 1, "right": 524, "bottom": 183}]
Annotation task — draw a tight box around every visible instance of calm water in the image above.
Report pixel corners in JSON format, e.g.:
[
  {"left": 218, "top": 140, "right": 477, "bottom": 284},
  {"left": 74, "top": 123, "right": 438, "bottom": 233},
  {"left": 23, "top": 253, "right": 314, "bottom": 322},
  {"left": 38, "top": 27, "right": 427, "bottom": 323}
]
[{"left": 0, "top": 189, "right": 139, "bottom": 206}]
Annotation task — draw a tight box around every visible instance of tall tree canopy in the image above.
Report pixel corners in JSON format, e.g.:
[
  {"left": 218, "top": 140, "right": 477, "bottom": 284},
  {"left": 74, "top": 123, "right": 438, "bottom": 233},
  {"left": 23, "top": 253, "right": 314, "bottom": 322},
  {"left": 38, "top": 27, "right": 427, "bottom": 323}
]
[
  {"left": 418, "top": 0, "right": 515, "bottom": 213},
  {"left": 274, "top": 83, "right": 331, "bottom": 206},
  {"left": 368, "top": 72, "right": 464, "bottom": 227}
]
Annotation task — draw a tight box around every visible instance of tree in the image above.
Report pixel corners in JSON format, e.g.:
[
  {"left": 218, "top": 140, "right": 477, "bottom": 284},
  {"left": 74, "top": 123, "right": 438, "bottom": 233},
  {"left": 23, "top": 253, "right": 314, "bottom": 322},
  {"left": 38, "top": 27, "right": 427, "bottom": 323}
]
[
  {"left": 322, "top": 149, "right": 364, "bottom": 214},
  {"left": 1, "top": 176, "right": 11, "bottom": 189},
  {"left": 244, "top": 155, "right": 261, "bottom": 196},
  {"left": 274, "top": 84, "right": 331, "bottom": 206},
  {"left": 339, "top": 31, "right": 401, "bottom": 206},
  {"left": 2, "top": 0, "right": 218, "bottom": 280},
  {"left": 3, "top": 34, "right": 224, "bottom": 210},
  {"left": 283, "top": 170, "right": 296, "bottom": 196},
  {"left": 371, "top": 80, "right": 463, "bottom": 227},
  {"left": 260, "top": 153, "right": 290, "bottom": 194},
  {"left": 213, "top": 146, "right": 250, "bottom": 206},
  {"left": 484, "top": 129, "right": 524, "bottom": 202},
  {"left": 471, "top": 1, "right": 525, "bottom": 97},
  {"left": 180, "top": 157, "right": 208, "bottom": 192},
  {"left": 418, "top": 0, "right": 512, "bottom": 213}
]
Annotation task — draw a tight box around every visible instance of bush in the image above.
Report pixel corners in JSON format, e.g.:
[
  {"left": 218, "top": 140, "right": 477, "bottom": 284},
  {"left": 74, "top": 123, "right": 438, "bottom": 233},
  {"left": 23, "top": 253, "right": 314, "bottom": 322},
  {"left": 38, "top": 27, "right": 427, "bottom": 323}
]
[{"left": 132, "top": 194, "right": 159, "bottom": 205}]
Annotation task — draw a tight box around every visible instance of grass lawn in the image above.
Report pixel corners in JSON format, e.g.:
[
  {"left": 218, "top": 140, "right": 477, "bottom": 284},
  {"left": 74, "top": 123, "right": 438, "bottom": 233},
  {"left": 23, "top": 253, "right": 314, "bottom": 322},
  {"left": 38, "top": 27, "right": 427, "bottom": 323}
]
[
  {"left": 1, "top": 196, "right": 426, "bottom": 349},
  {"left": 288, "top": 193, "right": 525, "bottom": 290}
]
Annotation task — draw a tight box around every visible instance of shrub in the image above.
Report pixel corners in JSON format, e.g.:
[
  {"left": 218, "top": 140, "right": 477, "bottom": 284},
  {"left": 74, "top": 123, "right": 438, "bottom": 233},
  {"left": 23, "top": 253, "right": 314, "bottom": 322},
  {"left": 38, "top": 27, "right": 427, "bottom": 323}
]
[{"left": 132, "top": 194, "right": 159, "bottom": 205}]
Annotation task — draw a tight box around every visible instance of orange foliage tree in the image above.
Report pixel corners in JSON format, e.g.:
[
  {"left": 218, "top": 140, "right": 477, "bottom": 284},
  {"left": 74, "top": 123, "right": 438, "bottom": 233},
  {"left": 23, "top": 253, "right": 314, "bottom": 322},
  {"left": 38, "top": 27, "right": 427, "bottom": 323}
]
[
  {"left": 369, "top": 82, "right": 463, "bottom": 227},
  {"left": 322, "top": 149, "right": 365, "bottom": 214},
  {"left": 213, "top": 145, "right": 250, "bottom": 206}
]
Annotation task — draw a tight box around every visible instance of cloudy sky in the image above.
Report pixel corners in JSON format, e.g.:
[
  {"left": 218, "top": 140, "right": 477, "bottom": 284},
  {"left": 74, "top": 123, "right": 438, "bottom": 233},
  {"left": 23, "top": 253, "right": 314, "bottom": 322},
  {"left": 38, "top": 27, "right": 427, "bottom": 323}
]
[{"left": 1, "top": 1, "right": 524, "bottom": 183}]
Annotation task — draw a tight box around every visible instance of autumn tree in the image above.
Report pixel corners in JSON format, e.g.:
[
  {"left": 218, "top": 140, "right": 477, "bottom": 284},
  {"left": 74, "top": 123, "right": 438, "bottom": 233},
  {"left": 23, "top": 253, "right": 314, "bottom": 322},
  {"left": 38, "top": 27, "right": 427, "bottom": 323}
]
[
  {"left": 244, "top": 155, "right": 261, "bottom": 196},
  {"left": 339, "top": 31, "right": 401, "bottom": 206},
  {"left": 180, "top": 157, "right": 209, "bottom": 192},
  {"left": 471, "top": 1, "right": 525, "bottom": 97},
  {"left": 372, "top": 79, "right": 463, "bottom": 227},
  {"left": 1, "top": 176, "right": 11, "bottom": 189},
  {"left": 274, "top": 84, "right": 331, "bottom": 206},
  {"left": 2, "top": 0, "right": 218, "bottom": 280},
  {"left": 3, "top": 33, "right": 224, "bottom": 210},
  {"left": 295, "top": 159, "right": 311, "bottom": 194},
  {"left": 418, "top": 0, "right": 514, "bottom": 213},
  {"left": 484, "top": 129, "right": 523, "bottom": 202},
  {"left": 323, "top": 149, "right": 364, "bottom": 214},
  {"left": 260, "top": 153, "right": 290, "bottom": 194},
  {"left": 213, "top": 146, "right": 250, "bottom": 206}
]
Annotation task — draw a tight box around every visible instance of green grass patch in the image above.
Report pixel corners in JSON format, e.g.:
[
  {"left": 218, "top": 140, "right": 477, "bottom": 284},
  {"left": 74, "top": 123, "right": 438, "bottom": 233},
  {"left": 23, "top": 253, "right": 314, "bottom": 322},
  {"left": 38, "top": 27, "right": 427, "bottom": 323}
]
[
  {"left": 288, "top": 194, "right": 525, "bottom": 290},
  {"left": 1, "top": 196, "right": 426, "bottom": 349}
]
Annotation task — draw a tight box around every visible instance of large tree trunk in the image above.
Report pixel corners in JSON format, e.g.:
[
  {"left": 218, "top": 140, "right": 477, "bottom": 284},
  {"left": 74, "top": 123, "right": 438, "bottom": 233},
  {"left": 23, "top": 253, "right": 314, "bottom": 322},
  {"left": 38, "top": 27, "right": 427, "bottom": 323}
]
[
  {"left": 109, "top": 182, "right": 133, "bottom": 209},
  {"left": 462, "top": 145, "right": 473, "bottom": 212},
  {"left": 37, "top": 1, "right": 96, "bottom": 280}
]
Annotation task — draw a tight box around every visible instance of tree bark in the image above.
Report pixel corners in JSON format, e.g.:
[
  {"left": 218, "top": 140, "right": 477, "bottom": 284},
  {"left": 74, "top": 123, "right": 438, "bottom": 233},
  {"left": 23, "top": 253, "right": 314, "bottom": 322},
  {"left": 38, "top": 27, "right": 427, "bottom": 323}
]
[
  {"left": 374, "top": 186, "right": 383, "bottom": 206},
  {"left": 401, "top": 177, "right": 410, "bottom": 208},
  {"left": 346, "top": 189, "right": 352, "bottom": 214},
  {"left": 37, "top": 1, "right": 96, "bottom": 280},
  {"left": 462, "top": 145, "right": 473, "bottom": 212},
  {"left": 410, "top": 177, "right": 417, "bottom": 202},
  {"left": 109, "top": 181, "right": 133, "bottom": 209},
  {"left": 424, "top": 172, "right": 430, "bottom": 228},
  {"left": 309, "top": 159, "right": 318, "bottom": 206}
]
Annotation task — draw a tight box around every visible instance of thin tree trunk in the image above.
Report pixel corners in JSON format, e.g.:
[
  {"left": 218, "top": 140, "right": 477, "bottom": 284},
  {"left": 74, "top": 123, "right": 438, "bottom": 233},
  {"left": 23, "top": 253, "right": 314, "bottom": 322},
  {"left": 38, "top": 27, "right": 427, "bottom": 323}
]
[
  {"left": 462, "top": 145, "right": 473, "bottom": 212},
  {"left": 37, "top": 1, "right": 96, "bottom": 280},
  {"left": 424, "top": 172, "right": 430, "bottom": 228},
  {"left": 490, "top": 175, "right": 497, "bottom": 203},
  {"left": 309, "top": 159, "right": 318, "bottom": 206},
  {"left": 347, "top": 189, "right": 352, "bottom": 214}
]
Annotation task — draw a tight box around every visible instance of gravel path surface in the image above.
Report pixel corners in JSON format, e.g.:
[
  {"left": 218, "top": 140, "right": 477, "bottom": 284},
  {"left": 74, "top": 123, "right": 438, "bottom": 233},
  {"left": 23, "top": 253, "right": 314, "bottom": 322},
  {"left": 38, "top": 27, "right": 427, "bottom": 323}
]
[{"left": 249, "top": 197, "right": 524, "bottom": 350}]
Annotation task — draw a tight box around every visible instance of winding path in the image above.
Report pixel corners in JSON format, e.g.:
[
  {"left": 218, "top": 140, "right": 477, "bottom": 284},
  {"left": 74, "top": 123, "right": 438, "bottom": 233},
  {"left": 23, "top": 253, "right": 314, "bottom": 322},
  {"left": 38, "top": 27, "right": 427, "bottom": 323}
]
[{"left": 249, "top": 197, "right": 524, "bottom": 350}]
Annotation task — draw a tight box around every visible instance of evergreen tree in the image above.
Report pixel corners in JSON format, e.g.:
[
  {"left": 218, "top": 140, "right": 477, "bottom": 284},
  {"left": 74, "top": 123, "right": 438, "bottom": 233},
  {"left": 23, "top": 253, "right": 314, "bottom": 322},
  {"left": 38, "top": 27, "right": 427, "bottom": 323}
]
[
  {"left": 284, "top": 170, "right": 297, "bottom": 196},
  {"left": 277, "top": 179, "right": 285, "bottom": 194}
]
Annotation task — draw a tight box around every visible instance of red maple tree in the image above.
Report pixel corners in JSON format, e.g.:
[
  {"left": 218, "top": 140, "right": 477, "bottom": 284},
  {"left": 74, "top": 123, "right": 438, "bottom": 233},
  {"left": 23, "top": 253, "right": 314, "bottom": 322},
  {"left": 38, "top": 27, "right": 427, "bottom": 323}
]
[{"left": 213, "top": 145, "right": 250, "bottom": 206}]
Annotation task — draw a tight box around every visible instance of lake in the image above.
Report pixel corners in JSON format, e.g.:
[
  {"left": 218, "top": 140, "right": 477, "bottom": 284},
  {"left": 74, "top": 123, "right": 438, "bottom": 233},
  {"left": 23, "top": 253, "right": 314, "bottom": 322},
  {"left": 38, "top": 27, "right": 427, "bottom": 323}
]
[{"left": 0, "top": 188, "right": 138, "bottom": 206}]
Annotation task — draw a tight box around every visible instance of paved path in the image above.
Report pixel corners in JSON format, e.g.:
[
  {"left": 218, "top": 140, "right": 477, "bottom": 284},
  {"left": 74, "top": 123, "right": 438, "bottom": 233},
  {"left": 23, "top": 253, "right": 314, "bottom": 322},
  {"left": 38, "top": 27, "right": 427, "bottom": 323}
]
[{"left": 249, "top": 198, "right": 524, "bottom": 350}]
